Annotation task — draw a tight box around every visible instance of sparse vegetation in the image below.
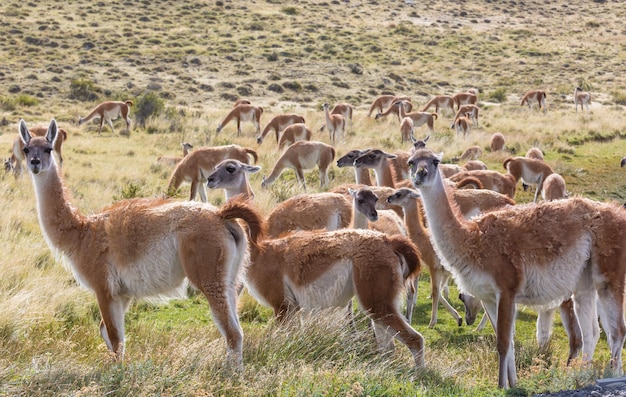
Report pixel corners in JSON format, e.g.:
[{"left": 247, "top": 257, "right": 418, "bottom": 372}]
[{"left": 1, "top": 1, "right": 626, "bottom": 396}]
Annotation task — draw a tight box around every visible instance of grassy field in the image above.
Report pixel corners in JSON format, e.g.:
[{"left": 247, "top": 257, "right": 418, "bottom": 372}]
[{"left": 1, "top": 0, "right": 626, "bottom": 396}]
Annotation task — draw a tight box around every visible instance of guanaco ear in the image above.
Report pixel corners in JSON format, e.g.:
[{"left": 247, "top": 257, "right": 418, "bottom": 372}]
[
  {"left": 407, "top": 190, "right": 421, "bottom": 199},
  {"left": 423, "top": 134, "right": 430, "bottom": 143},
  {"left": 383, "top": 151, "right": 398, "bottom": 159},
  {"left": 348, "top": 188, "right": 357, "bottom": 199},
  {"left": 47, "top": 119, "right": 59, "bottom": 145},
  {"left": 244, "top": 164, "right": 262, "bottom": 174},
  {"left": 18, "top": 119, "right": 31, "bottom": 145}
]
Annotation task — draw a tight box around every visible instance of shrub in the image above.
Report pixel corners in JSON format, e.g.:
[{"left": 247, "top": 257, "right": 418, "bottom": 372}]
[
  {"left": 611, "top": 90, "right": 626, "bottom": 105},
  {"left": 113, "top": 182, "right": 142, "bottom": 201},
  {"left": 69, "top": 77, "right": 101, "bottom": 101},
  {"left": 489, "top": 88, "right": 507, "bottom": 103},
  {"left": 280, "top": 6, "right": 297, "bottom": 15},
  {"left": 134, "top": 91, "right": 164, "bottom": 128}
]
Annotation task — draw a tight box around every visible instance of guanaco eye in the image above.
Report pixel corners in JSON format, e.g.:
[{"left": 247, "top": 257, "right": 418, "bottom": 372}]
[
  {"left": 407, "top": 161, "right": 414, "bottom": 169},
  {"left": 23, "top": 148, "right": 29, "bottom": 154},
  {"left": 357, "top": 199, "right": 364, "bottom": 204},
  {"left": 45, "top": 148, "right": 52, "bottom": 154},
  {"left": 226, "top": 165, "right": 236, "bottom": 173},
  {"left": 433, "top": 158, "right": 440, "bottom": 167}
]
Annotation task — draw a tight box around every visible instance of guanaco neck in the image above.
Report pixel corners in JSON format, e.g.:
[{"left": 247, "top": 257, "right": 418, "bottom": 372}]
[
  {"left": 31, "top": 166, "right": 85, "bottom": 253},
  {"left": 324, "top": 106, "right": 333, "bottom": 127},
  {"left": 374, "top": 162, "right": 395, "bottom": 188},
  {"left": 417, "top": 170, "right": 467, "bottom": 254},
  {"left": 225, "top": 179, "right": 254, "bottom": 201},
  {"left": 354, "top": 167, "right": 372, "bottom": 185},
  {"left": 400, "top": 199, "right": 439, "bottom": 267},
  {"left": 351, "top": 199, "right": 369, "bottom": 230}
]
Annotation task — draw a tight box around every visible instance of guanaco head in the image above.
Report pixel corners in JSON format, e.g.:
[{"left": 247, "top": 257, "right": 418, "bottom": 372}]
[
  {"left": 336, "top": 149, "right": 370, "bottom": 168},
  {"left": 349, "top": 186, "right": 379, "bottom": 222},
  {"left": 19, "top": 119, "right": 58, "bottom": 175},
  {"left": 3, "top": 158, "right": 13, "bottom": 173},
  {"left": 206, "top": 159, "right": 261, "bottom": 189},
  {"left": 408, "top": 149, "right": 443, "bottom": 187},
  {"left": 353, "top": 149, "right": 397, "bottom": 169},
  {"left": 386, "top": 187, "right": 420, "bottom": 206},
  {"left": 458, "top": 293, "right": 483, "bottom": 326},
  {"left": 410, "top": 134, "right": 430, "bottom": 150}
]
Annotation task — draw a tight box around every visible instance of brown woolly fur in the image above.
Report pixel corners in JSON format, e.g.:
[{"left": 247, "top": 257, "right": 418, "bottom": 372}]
[
  {"left": 490, "top": 132, "right": 506, "bottom": 152},
  {"left": 503, "top": 156, "right": 555, "bottom": 202},
  {"left": 77, "top": 100, "right": 133, "bottom": 134},
  {"left": 245, "top": 228, "right": 424, "bottom": 366},
  {"left": 216, "top": 104, "right": 264, "bottom": 136},
  {"left": 217, "top": 196, "right": 266, "bottom": 250},
  {"left": 256, "top": 113, "right": 305, "bottom": 145},
  {"left": 167, "top": 145, "right": 258, "bottom": 202},
  {"left": 261, "top": 141, "right": 335, "bottom": 191},
  {"left": 520, "top": 90, "right": 547, "bottom": 113},
  {"left": 266, "top": 192, "right": 351, "bottom": 238},
  {"left": 409, "top": 148, "right": 626, "bottom": 388},
  {"left": 19, "top": 119, "right": 262, "bottom": 369},
  {"left": 449, "top": 169, "right": 517, "bottom": 199}
]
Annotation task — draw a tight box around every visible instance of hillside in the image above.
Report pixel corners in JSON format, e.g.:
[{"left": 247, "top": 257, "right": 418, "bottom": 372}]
[{"left": 1, "top": 0, "right": 625, "bottom": 116}]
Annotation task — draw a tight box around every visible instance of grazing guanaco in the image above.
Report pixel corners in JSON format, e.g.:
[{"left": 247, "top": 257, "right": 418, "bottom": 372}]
[
  {"left": 261, "top": 141, "right": 335, "bottom": 191},
  {"left": 216, "top": 104, "right": 264, "bottom": 136},
  {"left": 453, "top": 113, "right": 472, "bottom": 138},
  {"left": 408, "top": 148, "right": 626, "bottom": 388},
  {"left": 167, "top": 145, "right": 258, "bottom": 202},
  {"left": 256, "top": 113, "right": 305, "bottom": 145},
  {"left": 503, "top": 156, "right": 555, "bottom": 202},
  {"left": 367, "top": 95, "right": 412, "bottom": 118},
  {"left": 520, "top": 90, "right": 547, "bottom": 114},
  {"left": 574, "top": 87, "right": 591, "bottom": 113},
  {"left": 156, "top": 142, "right": 194, "bottom": 167},
  {"left": 374, "top": 99, "right": 414, "bottom": 123},
  {"left": 397, "top": 101, "right": 437, "bottom": 134},
  {"left": 450, "top": 104, "right": 479, "bottom": 128},
  {"left": 421, "top": 95, "right": 456, "bottom": 115},
  {"left": 399, "top": 117, "right": 415, "bottom": 143},
  {"left": 490, "top": 133, "right": 505, "bottom": 152},
  {"left": 452, "top": 91, "right": 477, "bottom": 110},
  {"left": 448, "top": 169, "right": 518, "bottom": 199},
  {"left": 277, "top": 123, "right": 312, "bottom": 150},
  {"left": 77, "top": 100, "right": 133, "bottom": 134},
  {"left": 19, "top": 119, "right": 265, "bottom": 370},
  {"left": 541, "top": 173, "right": 568, "bottom": 201},
  {"left": 525, "top": 147, "right": 544, "bottom": 161},
  {"left": 459, "top": 145, "right": 482, "bottom": 161}
]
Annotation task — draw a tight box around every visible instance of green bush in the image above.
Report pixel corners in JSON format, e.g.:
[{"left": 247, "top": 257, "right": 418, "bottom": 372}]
[
  {"left": 134, "top": 91, "right": 164, "bottom": 128},
  {"left": 16, "top": 94, "right": 39, "bottom": 107},
  {"left": 489, "top": 88, "right": 507, "bottom": 103},
  {"left": 69, "top": 77, "right": 101, "bottom": 101}
]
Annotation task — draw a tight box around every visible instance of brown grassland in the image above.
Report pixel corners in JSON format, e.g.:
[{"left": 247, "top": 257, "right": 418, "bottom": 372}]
[{"left": 1, "top": 0, "right": 626, "bottom": 396}]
